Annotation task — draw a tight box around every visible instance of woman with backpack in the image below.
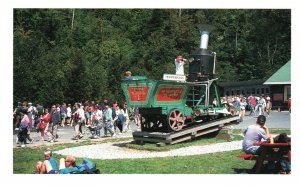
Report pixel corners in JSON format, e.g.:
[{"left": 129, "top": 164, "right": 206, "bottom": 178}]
[
  {"left": 116, "top": 105, "right": 125, "bottom": 133},
  {"left": 18, "top": 109, "right": 32, "bottom": 147}
]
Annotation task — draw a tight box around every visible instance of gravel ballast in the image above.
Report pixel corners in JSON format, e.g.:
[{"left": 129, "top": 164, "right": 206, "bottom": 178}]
[{"left": 55, "top": 140, "right": 243, "bottom": 159}]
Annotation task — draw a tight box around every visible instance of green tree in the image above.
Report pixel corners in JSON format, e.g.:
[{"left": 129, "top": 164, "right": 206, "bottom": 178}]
[{"left": 13, "top": 9, "right": 291, "bottom": 107}]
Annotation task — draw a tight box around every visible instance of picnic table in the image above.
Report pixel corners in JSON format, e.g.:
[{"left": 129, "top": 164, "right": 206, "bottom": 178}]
[{"left": 237, "top": 141, "right": 291, "bottom": 173}]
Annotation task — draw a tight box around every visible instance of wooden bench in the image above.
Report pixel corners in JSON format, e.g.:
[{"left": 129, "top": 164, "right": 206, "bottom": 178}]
[
  {"left": 237, "top": 153, "right": 288, "bottom": 161},
  {"left": 237, "top": 153, "right": 258, "bottom": 160}
]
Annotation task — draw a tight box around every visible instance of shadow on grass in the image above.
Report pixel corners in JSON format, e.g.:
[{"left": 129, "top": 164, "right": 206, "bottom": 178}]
[
  {"left": 232, "top": 168, "right": 254, "bottom": 174},
  {"left": 233, "top": 164, "right": 282, "bottom": 174},
  {"left": 112, "top": 142, "right": 130, "bottom": 147}
]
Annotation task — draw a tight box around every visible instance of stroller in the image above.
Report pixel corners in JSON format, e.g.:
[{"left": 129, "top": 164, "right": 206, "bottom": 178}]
[{"left": 87, "top": 116, "right": 103, "bottom": 139}]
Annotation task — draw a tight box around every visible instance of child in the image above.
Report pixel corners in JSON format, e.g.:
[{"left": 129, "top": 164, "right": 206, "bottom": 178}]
[{"left": 265, "top": 97, "right": 272, "bottom": 117}]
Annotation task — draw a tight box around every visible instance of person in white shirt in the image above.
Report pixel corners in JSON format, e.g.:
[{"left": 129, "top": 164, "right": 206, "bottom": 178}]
[
  {"left": 123, "top": 103, "right": 131, "bottom": 132},
  {"left": 66, "top": 104, "right": 72, "bottom": 126},
  {"left": 113, "top": 105, "right": 125, "bottom": 133},
  {"left": 91, "top": 106, "right": 103, "bottom": 138},
  {"left": 257, "top": 96, "right": 266, "bottom": 116},
  {"left": 27, "top": 102, "right": 37, "bottom": 128},
  {"left": 72, "top": 103, "right": 85, "bottom": 140},
  {"left": 103, "top": 104, "right": 116, "bottom": 137},
  {"left": 174, "top": 55, "right": 188, "bottom": 75}
]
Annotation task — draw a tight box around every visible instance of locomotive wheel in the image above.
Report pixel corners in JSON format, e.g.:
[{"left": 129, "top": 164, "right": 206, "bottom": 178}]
[{"left": 168, "top": 109, "right": 185, "bottom": 131}]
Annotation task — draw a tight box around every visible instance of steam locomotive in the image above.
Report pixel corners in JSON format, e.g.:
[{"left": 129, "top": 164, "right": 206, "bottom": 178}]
[{"left": 121, "top": 27, "right": 237, "bottom": 133}]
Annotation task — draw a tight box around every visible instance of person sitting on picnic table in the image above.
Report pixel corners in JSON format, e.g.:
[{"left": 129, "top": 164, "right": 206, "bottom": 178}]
[
  {"left": 36, "top": 149, "right": 59, "bottom": 174},
  {"left": 242, "top": 115, "right": 271, "bottom": 155}
]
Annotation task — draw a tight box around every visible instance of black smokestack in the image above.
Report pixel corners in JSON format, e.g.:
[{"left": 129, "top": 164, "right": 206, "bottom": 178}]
[{"left": 188, "top": 24, "right": 216, "bottom": 82}]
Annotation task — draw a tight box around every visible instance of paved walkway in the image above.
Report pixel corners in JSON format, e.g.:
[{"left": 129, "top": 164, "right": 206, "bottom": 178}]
[
  {"left": 55, "top": 140, "right": 243, "bottom": 159},
  {"left": 13, "top": 111, "right": 290, "bottom": 150},
  {"left": 13, "top": 123, "right": 138, "bottom": 148}
]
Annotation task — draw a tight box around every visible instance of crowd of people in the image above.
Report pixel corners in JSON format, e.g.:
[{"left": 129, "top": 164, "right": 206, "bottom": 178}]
[
  {"left": 219, "top": 95, "right": 273, "bottom": 121},
  {"left": 12, "top": 94, "right": 278, "bottom": 147},
  {"left": 14, "top": 92, "right": 290, "bottom": 148},
  {"left": 13, "top": 99, "right": 142, "bottom": 147}
]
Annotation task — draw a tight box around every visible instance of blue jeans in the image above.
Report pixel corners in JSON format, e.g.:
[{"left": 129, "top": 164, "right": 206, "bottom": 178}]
[
  {"left": 281, "top": 161, "right": 291, "bottom": 171},
  {"left": 93, "top": 120, "right": 102, "bottom": 136},
  {"left": 104, "top": 121, "right": 114, "bottom": 136},
  {"left": 244, "top": 146, "right": 262, "bottom": 155},
  {"left": 249, "top": 105, "right": 255, "bottom": 115},
  {"left": 18, "top": 128, "right": 28, "bottom": 144}
]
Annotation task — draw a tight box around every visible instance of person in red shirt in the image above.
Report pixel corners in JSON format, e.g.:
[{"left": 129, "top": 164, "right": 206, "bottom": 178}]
[
  {"left": 248, "top": 96, "right": 257, "bottom": 116},
  {"left": 39, "top": 108, "right": 51, "bottom": 142}
]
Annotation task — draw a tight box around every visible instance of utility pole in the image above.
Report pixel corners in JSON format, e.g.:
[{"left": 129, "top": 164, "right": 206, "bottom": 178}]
[
  {"left": 71, "top": 9, "right": 75, "bottom": 30},
  {"left": 179, "top": 8, "right": 182, "bottom": 20}
]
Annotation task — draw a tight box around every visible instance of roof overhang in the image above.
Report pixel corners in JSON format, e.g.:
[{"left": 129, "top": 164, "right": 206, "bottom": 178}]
[
  {"left": 263, "top": 82, "right": 291, "bottom": 85},
  {"left": 263, "top": 60, "right": 291, "bottom": 86}
]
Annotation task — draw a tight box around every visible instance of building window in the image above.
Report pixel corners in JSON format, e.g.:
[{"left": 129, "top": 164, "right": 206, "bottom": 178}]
[
  {"left": 252, "top": 88, "right": 255, "bottom": 94},
  {"left": 226, "top": 91, "right": 230, "bottom": 96},
  {"left": 266, "top": 87, "right": 270, "bottom": 94},
  {"left": 256, "top": 88, "right": 260, "bottom": 95}
]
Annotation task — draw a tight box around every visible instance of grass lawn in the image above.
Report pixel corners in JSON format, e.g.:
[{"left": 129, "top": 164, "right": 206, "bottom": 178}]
[
  {"left": 13, "top": 135, "right": 257, "bottom": 174},
  {"left": 95, "top": 150, "right": 255, "bottom": 174},
  {"left": 14, "top": 129, "right": 289, "bottom": 174},
  {"left": 14, "top": 146, "right": 255, "bottom": 174}
]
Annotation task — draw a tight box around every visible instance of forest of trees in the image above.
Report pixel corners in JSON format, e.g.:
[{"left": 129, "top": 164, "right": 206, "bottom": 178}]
[{"left": 13, "top": 9, "right": 291, "bottom": 107}]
